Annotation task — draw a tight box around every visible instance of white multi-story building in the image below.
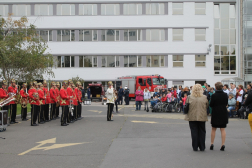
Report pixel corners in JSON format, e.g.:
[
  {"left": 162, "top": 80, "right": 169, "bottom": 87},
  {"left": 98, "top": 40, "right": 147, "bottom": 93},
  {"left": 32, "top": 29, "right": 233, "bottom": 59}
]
[{"left": 0, "top": 0, "right": 241, "bottom": 88}]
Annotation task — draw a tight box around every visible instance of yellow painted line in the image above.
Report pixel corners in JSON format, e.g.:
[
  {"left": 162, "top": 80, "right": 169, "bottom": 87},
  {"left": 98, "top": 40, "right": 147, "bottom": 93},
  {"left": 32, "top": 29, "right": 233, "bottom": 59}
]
[
  {"left": 88, "top": 110, "right": 102, "bottom": 114},
  {"left": 131, "top": 120, "right": 157, "bottom": 124},
  {"left": 19, "top": 138, "right": 89, "bottom": 156}
]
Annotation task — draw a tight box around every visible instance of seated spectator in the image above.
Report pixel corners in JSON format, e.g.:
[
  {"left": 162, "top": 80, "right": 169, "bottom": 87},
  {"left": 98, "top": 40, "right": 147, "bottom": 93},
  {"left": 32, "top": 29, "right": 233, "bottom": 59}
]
[
  {"left": 153, "top": 88, "right": 160, "bottom": 98},
  {"left": 151, "top": 96, "right": 159, "bottom": 107},
  {"left": 161, "top": 94, "right": 167, "bottom": 102},
  {"left": 238, "top": 94, "right": 249, "bottom": 119},
  {"left": 166, "top": 90, "right": 172, "bottom": 102},
  {"left": 170, "top": 95, "right": 176, "bottom": 104},
  {"left": 227, "top": 93, "right": 236, "bottom": 118}
]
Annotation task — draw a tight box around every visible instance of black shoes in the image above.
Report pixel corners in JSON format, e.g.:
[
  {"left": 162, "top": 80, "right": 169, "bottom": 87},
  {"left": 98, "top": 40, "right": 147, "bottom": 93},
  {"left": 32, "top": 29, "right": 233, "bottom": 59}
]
[
  {"left": 38, "top": 122, "right": 45, "bottom": 124},
  {"left": 22, "top": 119, "right": 28, "bottom": 121},
  {"left": 31, "top": 124, "right": 38, "bottom": 126},
  {"left": 10, "top": 122, "right": 15, "bottom": 124},
  {"left": 210, "top": 144, "right": 214, "bottom": 150},
  {"left": 220, "top": 145, "right": 225, "bottom": 151},
  {"left": 61, "top": 124, "right": 67, "bottom": 126}
]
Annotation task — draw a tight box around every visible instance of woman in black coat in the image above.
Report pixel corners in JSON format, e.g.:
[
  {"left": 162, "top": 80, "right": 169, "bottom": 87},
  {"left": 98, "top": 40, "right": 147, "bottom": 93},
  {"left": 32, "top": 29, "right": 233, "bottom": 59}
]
[{"left": 209, "top": 82, "right": 228, "bottom": 151}]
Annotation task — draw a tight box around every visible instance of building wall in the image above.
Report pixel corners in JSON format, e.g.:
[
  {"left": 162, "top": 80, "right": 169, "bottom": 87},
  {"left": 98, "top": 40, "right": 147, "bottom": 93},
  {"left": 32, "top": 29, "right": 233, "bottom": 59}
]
[{"left": 0, "top": 0, "right": 240, "bottom": 87}]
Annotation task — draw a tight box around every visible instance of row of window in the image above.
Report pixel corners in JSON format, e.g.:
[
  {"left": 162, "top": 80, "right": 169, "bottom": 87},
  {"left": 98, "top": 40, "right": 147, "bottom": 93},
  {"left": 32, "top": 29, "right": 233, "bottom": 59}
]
[
  {"left": 56, "top": 55, "right": 206, "bottom": 68},
  {"left": 37, "top": 29, "right": 206, "bottom": 42},
  {"left": 0, "top": 3, "right": 207, "bottom": 17}
]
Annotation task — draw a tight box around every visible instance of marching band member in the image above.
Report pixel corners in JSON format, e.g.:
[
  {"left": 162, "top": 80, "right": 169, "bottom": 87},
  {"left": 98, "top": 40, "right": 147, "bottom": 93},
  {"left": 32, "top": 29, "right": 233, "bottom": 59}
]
[
  {"left": 76, "top": 81, "right": 83, "bottom": 120},
  {"left": 0, "top": 80, "right": 9, "bottom": 112},
  {"left": 37, "top": 83, "right": 45, "bottom": 124},
  {"left": 50, "top": 82, "right": 56, "bottom": 120},
  {"left": 20, "top": 83, "right": 28, "bottom": 121},
  {"left": 43, "top": 80, "right": 50, "bottom": 122},
  {"left": 106, "top": 81, "right": 114, "bottom": 121},
  {"left": 67, "top": 79, "right": 74, "bottom": 123},
  {"left": 8, "top": 79, "right": 18, "bottom": 124},
  {"left": 60, "top": 80, "right": 71, "bottom": 126},
  {"left": 72, "top": 84, "right": 78, "bottom": 121},
  {"left": 29, "top": 81, "right": 39, "bottom": 126},
  {"left": 55, "top": 82, "right": 60, "bottom": 119}
]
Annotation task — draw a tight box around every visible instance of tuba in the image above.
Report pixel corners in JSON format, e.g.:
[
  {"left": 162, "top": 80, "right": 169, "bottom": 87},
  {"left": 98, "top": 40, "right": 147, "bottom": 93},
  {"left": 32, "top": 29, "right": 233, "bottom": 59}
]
[
  {"left": 0, "top": 93, "right": 16, "bottom": 107},
  {"left": 15, "top": 85, "right": 21, "bottom": 104},
  {"left": 21, "top": 92, "right": 29, "bottom": 108}
]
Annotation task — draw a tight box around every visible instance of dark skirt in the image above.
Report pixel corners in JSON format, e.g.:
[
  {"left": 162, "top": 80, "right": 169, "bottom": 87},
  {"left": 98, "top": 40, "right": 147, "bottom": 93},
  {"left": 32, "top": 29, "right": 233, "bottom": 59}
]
[{"left": 212, "top": 124, "right": 226, "bottom": 128}]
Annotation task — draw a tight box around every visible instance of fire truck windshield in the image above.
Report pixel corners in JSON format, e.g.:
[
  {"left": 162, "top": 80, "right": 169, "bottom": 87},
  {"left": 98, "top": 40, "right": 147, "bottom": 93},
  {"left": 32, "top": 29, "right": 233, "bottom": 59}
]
[{"left": 152, "top": 78, "right": 165, "bottom": 85}]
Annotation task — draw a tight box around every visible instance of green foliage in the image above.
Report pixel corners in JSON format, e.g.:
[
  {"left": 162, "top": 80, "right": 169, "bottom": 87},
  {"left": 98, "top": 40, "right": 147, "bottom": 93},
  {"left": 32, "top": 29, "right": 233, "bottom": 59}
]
[
  {"left": 0, "top": 15, "right": 54, "bottom": 83},
  {"left": 72, "top": 76, "right": 85, "bottom": 85}
]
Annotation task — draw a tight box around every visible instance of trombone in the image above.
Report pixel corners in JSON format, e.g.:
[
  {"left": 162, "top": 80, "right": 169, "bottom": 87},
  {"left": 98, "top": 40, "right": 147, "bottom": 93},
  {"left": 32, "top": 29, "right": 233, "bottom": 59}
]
[{"left": 0, "top": 93, "right": 16, "bottom": 107}]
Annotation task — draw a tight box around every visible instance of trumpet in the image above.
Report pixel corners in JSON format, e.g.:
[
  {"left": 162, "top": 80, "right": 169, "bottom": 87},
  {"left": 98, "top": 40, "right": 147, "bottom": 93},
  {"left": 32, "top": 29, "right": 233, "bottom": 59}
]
[{"left": 0, "top": 93, "right": 16, "bottom": 107}]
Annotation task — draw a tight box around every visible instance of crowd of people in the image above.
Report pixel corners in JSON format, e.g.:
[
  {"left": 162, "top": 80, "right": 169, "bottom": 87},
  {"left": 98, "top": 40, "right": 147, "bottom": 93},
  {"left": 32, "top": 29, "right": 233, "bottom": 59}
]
[{"left": 0, "top": 79, "right": 83, "bottom": 126}]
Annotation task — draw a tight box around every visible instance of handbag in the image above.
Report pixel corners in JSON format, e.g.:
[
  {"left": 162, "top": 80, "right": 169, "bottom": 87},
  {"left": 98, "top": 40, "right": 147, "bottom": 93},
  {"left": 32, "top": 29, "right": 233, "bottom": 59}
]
[{"left": 184, "top": 96, "right": 190, "bottom": 114}]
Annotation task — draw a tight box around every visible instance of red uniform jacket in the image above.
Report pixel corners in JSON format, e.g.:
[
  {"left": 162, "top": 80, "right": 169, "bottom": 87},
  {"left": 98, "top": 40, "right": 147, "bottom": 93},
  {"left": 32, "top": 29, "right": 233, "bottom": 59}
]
[
  {"left": 72, "top": 91, "right": 78, "bottom": 106},
  {"left": 8, "top": 86, "right": 17, "bottom": 104},
  {"left": 38, "top": 89, "right": 45, "bottom": 105},
  {"left": 43, "top": 87, "right": 51, "bottom": 104},
  {"left": 60, "top": 88, "right": 69, "bottom": 106},
  {"left": 75, "top": 88, "right": 82, "bottom": 103},
  {"left": 67, "top": 87, "right": 73, "bottom": 97},
  {"left": 0, "top": 88, "right": 9, "bottom": 105},
  {"left": 29, "top": 88, "right": 39, "bottom": 105},
  {"left": 50, "top": 88, "right": 56, "bottom": 104},
  {"left": 55, "top": 88, "right": 60, "bottom": 103},
  {"left": 20, "top": 89, "right": 28, "bottom": 105}
]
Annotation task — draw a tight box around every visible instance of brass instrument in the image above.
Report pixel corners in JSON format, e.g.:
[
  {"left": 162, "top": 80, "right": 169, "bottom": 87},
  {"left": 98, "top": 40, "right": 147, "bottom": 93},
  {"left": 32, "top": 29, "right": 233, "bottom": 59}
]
[
  {"left": 21, "top": 92, "right": 29, "bottom": 108},
  {"left": 0, "top": 93, "right": 16, "bottom": 107},
  {"left": 56, "top": 95, "right": 60, "bottom": 107},
  {"left": 15, "top": 85, "right": 21, "bottom": 104}
]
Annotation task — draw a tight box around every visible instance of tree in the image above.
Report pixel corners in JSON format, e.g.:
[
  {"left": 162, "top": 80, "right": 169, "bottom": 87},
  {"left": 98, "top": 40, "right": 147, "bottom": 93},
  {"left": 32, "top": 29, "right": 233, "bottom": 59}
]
[
  {"left": 72, "top": 76, "right": 85, "bottom": 86},
  {"left": 0, "top": 15, "right": 54, "bottom": 83}
]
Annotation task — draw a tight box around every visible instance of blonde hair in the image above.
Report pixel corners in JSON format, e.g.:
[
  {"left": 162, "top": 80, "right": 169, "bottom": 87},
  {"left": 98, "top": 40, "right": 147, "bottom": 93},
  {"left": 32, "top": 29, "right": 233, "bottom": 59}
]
[{"left": 191, "top": 84, "right": 203, "bottom": 97}]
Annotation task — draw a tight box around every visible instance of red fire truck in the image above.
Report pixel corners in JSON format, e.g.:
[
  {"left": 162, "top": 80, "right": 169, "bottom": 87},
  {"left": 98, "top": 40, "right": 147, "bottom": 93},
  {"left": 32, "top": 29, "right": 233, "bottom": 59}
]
[{"left": 116, "top": 75, "right": 167, "bottom": 99}]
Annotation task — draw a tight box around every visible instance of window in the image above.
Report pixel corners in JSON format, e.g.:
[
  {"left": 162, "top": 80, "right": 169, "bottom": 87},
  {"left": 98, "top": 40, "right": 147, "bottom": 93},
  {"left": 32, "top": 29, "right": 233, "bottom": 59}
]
[
  {"left": 146, "top": 29, "right": 165, "bottom": 41},
  {"left": 124, "top": 56, "right": 138, "bottom": 67},
  {"left": 146, "top": 3, "right": 165, "bottom": 15},
  {"left": 79, "top": 30, "right": 97, "bottom": 41},
  {"left": 214, "top": 3, "right": 236, "bottom": 75},
  {"left": 57, "top": 4, "right": 75, "bottom": 15},
  {"left": 57, "top": 30, "right": 75, "bottom": 41},
  {"left": 124, "top": 30, "right": 142, "bottom": 41},
  {"left": 101, "top": 30, "right": 120, "bottom": 41},
  {"left": 138, "top": 56, "right": 142, "bottom": 67},
  {"left": 195, "top": 3, "right": 206, "bottom": 15},
  {"left": 146, "top": 56, "right": 165, "bottom": 67},
  {"left": 79, "top": 4, "right": 97, "bottom": 15},
  {"left": 173, "top": 55, "right": 183, "bottom": 67},
  {"left": 195, "top": 29, "right": 206, "bottom": 41},
  {"left": 123, "top": 4, "right": 142, "bottom": 15},
  {"left": 101, "top": 4, "right": 120, "bottom": 15},
  {"left": 172, "top": 3, "right": 183, "bottom": 15},
  {"left": 173, "top": 29, "right": 183, "bottom": 41},
  {"left": 57, "top": 56, "right": 75, "bottom": 67},
  {"left": 12, "top": 5, "right": 31, "bottom": 16},
  {"left": 0, "top": 5, "right": 8, "bottom": 17},
  {"left": 195, "top": 55, "right": 206, "bottom": 67},
  {"left": 79, "top": 56, "right": 98, "bottom": 67},
  {"left": 35, "top": 4, "right": 53, "bottom": 15},
  {"left": 37, "top": 30, "right": 52, "bottom": 41}
]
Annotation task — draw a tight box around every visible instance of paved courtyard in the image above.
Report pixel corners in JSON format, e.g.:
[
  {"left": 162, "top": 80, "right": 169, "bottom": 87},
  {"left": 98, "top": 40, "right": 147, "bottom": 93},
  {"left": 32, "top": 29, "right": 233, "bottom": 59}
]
[{"left": 0, "top": 102, "right": 251, "bottom": 168}]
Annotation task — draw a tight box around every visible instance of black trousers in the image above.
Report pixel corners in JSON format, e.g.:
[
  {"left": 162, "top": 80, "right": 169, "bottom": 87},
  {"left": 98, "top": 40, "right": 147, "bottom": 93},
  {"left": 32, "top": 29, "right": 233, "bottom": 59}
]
[
  {"left": 44, "top": 104, "right": 49, "bottom": 120},
  {"left": 239, "top": 108, "right": 250, "bottom": 119},
  {"left": 77, "top": 102, "right": 82, "bottom": 118},
  {"left": 38, "top": 105, "right": 45, "bottom": 123},
  {"left": 114, "top": 100, "right": 118, "bottom": 112},
  {"left": 68, "top": 106, "right": 74, "bottom": 122},
  {"left": 107, "top": 103, "right": 114, "bottom": 121},
  {"left": 189, "top": 121, "right": 206, "bottom": 151},
  {"left": 73, "top": 105, "right": 78, "bottom": 119},
  {"left": 31, "top": 104, "right": 38, "bottom": 125},
  {"left": 56, "top": 105, "right": 59, "bottom": 117},
  {"left": 10, "top": 104, "right": 17, "bottom": 122},
  {"left": 21, "top": 106, "right": 27, "bottom": 120},
  {"left": 125, "top": 96, "right": 129, "bottom": 105},
  {"left": 61, "top": 105, "right": 68, "bottom": 125},
  {"left": 118, "top": 96, "right": 123, "bottom": 105},
  {"left": 50, "top": 103, "right": 56, "bottom": 120}
]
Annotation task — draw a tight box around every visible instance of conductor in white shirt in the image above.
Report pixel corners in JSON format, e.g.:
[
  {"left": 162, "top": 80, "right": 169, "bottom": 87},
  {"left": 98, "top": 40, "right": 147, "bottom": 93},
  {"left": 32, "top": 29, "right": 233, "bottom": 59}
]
[{"left": 106, "top": 81, "right": 115, "bottom": 121}]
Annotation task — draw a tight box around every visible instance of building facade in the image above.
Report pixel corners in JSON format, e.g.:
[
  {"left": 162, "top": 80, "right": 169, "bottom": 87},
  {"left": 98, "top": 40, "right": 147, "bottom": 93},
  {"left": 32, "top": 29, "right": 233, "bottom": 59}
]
[{"left": 0, "top": 0, "right": 240, "bottom": 88}]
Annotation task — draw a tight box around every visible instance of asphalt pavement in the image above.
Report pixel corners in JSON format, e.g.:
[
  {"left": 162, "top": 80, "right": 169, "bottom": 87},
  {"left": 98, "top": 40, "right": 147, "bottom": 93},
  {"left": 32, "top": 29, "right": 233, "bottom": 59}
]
[{"left": 0, "top": 102, "right": 251, "bottom": 168}]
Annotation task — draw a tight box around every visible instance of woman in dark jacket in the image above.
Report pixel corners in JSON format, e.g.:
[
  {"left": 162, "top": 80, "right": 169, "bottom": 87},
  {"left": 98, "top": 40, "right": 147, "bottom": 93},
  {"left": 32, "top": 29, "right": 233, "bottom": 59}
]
[{"left": 210, "top": 82, "right": 228, "bottom": 151}]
